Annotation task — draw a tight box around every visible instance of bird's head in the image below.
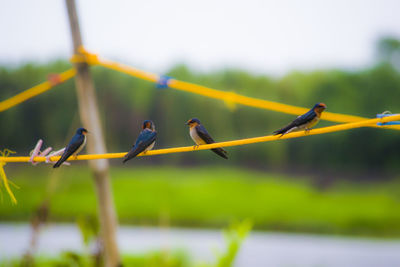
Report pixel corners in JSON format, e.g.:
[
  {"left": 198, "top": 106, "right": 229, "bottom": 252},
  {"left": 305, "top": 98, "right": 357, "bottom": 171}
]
[
  {"left": 186, "top": 118, "right": 201, "bottom": 127},
  {"left": 313, "top": 103, "right": 327, "bottom": 114},
  {"left": 142, "top": 120, "right": 155, "bottom": 131},
  {"left": 76, "top": 127, "right": 88, "bottom": 135}
]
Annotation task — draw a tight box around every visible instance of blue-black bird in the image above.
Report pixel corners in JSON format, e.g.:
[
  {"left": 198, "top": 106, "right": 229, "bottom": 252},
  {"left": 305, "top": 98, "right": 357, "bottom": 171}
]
[
  {"left": 186, "top": 118, "right": 228, "bottom": 159},
  {"left": 53, "top": 127, "right": 88, "bottom": 168},
  {"left": 123, "top": 120, "right": 157, "bottom": 163},
  {"left": 273, "top": 103, "right": 327, "bottom": 136}
]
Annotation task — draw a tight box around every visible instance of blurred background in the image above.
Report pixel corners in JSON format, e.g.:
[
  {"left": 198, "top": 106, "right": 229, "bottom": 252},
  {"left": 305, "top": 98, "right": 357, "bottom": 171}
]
[{"left": 1, "top": 0, "right": 400, "bottom": 266}]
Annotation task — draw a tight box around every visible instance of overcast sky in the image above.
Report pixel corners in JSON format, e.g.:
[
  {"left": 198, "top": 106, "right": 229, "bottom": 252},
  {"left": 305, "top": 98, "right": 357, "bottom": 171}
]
[{"left": 1, "top": 0, "right": 400, "bottom": 75}]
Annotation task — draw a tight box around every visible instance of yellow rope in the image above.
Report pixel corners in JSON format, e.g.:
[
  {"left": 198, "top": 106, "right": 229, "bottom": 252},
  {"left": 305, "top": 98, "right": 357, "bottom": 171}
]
[
  {"left": 97, "top": 58, "right": 159, "bottom": 82},
  {"left": 1, "top": 46, "right": 397, "bottom": 131},
  {"left": 70, "top": 46, "right": 100, "bottom": 65},
  {"left": 0, "top": 47, "right": 396, "bottom": 205},
  {"left": 2, "top": 113, "right": 399, "bottom": 163},
  {"left": 0, "top": 69, "right": 76, "bottom": 112},
  {"left": 87, "top": 53, "right": 400, "bottom": 131}
]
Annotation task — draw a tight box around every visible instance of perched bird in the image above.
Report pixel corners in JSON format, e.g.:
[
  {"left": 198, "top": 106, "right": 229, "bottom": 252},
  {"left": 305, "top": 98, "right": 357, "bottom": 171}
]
[
  {"left": 273, "top": 103, "right": 327, "bottom": 136},
  {"left": 123, "top": 120, "right": 157, "bottom": 163},
  {"left": 53, "top": 127, "right": 88, "bottom": 168},
  {"left": 186, "top": 118, "right": 228, "bottom": 159}
]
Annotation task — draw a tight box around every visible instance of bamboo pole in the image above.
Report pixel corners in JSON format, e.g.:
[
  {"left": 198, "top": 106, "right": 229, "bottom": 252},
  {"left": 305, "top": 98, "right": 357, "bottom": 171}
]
[{"left": 65, "top": 1, "right": 120, "bottom": 266}]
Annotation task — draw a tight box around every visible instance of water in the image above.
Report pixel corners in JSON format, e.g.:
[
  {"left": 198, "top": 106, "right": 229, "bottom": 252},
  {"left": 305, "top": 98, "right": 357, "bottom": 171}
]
[{"left": 1, "top": 223, "right": 400, "bottom": 267}]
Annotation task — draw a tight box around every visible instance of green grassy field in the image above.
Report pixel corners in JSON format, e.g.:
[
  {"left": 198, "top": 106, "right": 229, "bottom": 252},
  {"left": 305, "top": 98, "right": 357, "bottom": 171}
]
[{"left": 1, "top": 165, "right": 400, "bottom": 237}]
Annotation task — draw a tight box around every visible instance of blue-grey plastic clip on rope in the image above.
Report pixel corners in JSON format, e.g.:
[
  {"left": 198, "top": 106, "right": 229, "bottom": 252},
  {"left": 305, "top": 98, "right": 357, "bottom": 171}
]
[
  {"left": 376, "top": 111, "right": 400, "bottom": 126},
  {"left": 156, "top": 75, "right": 172, "bottom": 89}
]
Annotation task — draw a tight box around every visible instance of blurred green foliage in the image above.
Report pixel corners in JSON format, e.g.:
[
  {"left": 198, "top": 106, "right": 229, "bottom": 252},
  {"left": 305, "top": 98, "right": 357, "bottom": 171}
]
[
  {"left": 1, "top": 166, "right": 400, "bottom": 237},
  {"left": 1, "top": 41, "right": 400, "bottom": 174},
  {"left": 214, "top": 220, "right": 252, "bottom": 267},
  {"left": 76, "top": 215, "right": 100, "bottom": 247},
  {"left": 0, "top": 251, "right": 189, "bottom": 267},
  {"left": 0, "top": 220, "right": 252, "bottom": 267}
]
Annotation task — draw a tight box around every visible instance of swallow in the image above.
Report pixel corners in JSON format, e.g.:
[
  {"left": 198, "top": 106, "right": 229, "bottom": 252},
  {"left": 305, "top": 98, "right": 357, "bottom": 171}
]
[
  {"left": 123, "top": 120, "right": 157, "bottom": 163},
  {"left": 53, "top": 127, "right": 88, "bottom": 168},
  {"left": 186, "top": 118, "right": 228, "bottom": 159},
  {"left": 273, "top": 103, "right": 327, "bottom": 136}
]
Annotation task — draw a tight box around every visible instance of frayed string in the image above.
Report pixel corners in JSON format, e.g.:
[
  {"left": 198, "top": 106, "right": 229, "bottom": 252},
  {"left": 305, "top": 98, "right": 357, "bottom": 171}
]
[{"left": 0, "top": 149, "right": 19, "bottom": 204}]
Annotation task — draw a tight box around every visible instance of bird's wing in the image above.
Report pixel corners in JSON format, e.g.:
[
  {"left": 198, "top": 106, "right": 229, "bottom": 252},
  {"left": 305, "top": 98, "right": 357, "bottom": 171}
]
[
  {"left": 134, "top": 129, "right": 157, "bottom": 150},
  {"left": 195, "top": 125, "right": 215, "bottom": 144},
  {"left": 273, "top": 109, "right": 316, "bottom": 135},
  {"left": 291, "top": 109, "right": 316, "bottom": 126},
  {"left": 64, "top": 135, "right": 85, "bottom": 157},
  {"left": 211, "top": 148, "right": 228, "bottom": 159},
  {"left": 195, "top": 125, "right": 227, "bottom": 159},
  {"left": 124, "top": 130, "right": 157, "bottom": 161},
  {"left": 53, "top": 135, "right": 84, "bottom": 167}
]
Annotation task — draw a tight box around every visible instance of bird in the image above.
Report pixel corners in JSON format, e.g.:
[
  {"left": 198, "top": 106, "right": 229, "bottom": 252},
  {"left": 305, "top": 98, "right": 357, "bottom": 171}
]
[
  {"left": 186, "top": 118, "right": 228, "bottom": 159},
  {"left": 123, "top": 120, "right": 157, "bottom": 163},
  {"left": 53, "top": 127, "right": 88, "bottom": 168},
  {"left": 273, "top": 103, "right": 327, "bottom": 136}
]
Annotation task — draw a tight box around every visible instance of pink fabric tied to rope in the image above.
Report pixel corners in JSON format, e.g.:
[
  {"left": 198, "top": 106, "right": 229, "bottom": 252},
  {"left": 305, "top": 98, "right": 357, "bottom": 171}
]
[{"left": 29, "top": 139, "right": 70, "bottom": 166}]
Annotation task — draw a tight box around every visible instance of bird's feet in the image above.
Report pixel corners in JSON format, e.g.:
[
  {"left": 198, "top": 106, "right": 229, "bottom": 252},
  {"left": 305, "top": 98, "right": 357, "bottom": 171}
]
[
  {"left": 193, "top": 145, "right": 200, "bottom": 150},
  {"left": 304, "top": 128, "right": 311, "bottom": 134}
]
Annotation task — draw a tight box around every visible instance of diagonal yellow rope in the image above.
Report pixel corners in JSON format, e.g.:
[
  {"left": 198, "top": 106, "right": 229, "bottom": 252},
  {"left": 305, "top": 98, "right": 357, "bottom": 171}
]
[
  {"left": 0, "top": 69, "right": 76, "bottom": 112},
  {"left": 2, "top": 113, "right": 399, "bottom": 163},
  {"left": 82, "top": 52, "right": 400, "bottom": 131}
]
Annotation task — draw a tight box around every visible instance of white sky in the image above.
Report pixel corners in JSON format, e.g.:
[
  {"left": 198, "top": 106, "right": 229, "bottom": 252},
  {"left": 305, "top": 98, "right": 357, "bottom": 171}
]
[{"left": 1, "top": 0, "right": 400, "bottom": 75}]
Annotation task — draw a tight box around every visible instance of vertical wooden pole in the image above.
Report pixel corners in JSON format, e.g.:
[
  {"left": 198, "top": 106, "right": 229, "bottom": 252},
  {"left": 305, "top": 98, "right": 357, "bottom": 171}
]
[{"left": 65, "top": 1, "right": 120, "bottom": 266}]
